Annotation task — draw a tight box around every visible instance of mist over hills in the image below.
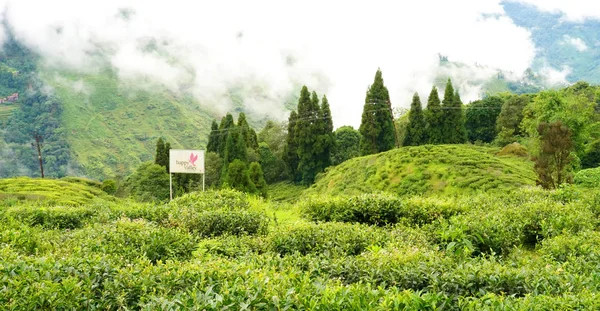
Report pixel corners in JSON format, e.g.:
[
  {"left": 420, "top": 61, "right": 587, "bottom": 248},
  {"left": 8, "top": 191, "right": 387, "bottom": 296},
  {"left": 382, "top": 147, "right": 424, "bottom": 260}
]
[{"left": 0, "top": 1, "right": 599, "bottom": 180}]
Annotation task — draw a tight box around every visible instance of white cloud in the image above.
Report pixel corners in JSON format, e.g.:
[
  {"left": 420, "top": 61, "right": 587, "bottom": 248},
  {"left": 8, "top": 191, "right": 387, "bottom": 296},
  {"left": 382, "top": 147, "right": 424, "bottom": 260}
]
[
  {"left": 539, "top": 65, "right": 571, "bottom": 86},
  {"left": 0, "top": 0, "right": 537, "bottom": 128},
  {"left": 511, "top": 0, "right": 600, "bottom": 22},
  {"left": 563, "top": 35, "right": 588, "bottom": 52}
]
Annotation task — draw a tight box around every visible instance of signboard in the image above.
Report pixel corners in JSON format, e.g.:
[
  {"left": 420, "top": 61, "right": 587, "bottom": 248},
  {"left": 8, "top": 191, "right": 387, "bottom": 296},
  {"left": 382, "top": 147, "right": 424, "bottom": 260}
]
[{"left": 169, "top": 149, "right": 205, "bottom": 174}]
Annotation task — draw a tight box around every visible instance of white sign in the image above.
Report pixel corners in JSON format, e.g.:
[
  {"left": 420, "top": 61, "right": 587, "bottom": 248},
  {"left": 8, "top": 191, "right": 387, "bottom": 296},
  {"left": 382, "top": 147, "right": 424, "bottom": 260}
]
[{"left": 169, "top": 149, "right": 205, "bottom": 174}]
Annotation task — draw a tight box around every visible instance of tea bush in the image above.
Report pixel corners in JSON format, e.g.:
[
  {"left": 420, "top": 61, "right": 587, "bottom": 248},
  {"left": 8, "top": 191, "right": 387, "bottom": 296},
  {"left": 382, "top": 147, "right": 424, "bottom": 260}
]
[
  {"left": 3, "top": 185, "right": 600, "bottom": 309},
  {"left": 68, "top": 218, "right": 198, "bottom": 263},
  {"left": 301, "top": 193, "right": 464, "bottom": 226},
  {"left": 4, "top": 204, "right": 96, "bottom": 229},
  {"left": 269, "top": 222, "right": 388, "bottom": 256},
  {"left": 574, "top": 167, "right": 600, "bottom": 188}
]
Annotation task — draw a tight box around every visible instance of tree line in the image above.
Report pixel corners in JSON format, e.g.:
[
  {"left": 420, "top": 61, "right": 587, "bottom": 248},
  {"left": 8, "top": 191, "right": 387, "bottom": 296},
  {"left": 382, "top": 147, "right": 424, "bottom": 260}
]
[{"left": 125, "top": 71, "right": 600, "bottom": 201}]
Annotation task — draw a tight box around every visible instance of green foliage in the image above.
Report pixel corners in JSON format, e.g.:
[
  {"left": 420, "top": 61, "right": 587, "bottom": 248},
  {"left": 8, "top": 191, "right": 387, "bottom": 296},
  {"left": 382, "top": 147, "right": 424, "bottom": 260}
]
[
  {"left": 283, "top": 110, "right": 300, "bottom": 182},
  {"left": 258, "top": 120, "right": 287, "bottom": 157},
  {"left": 168, "top": 190, "right": 268, "bottom": 237},
  {"left": 495, "top": 94, "right": 530, "bottom": 145},
  {"left": 0, "top": 177, "right": 109, "bottom": 205},
  {"left": 238, "top": 112, "right": 259, "bottom": 150},
  {"left": 307, "top": 145, "right": 536, "bottom": 197},
  {"left": 574, "top": 167, "right": 600, "bottom": 187},
  {"left": 465, "top": 96, "right": 504, "bottom": 143},
  {"left": 301, "top": 193, "right": 464, "bottom": 226},
  {"left": 125, "top": 162, "right": 170, "bottom": 202},
  {"left": 269, "top": 222, "right": 387, "bottom": 256},
  {"left": 74, "top": 218, "right": 198, "bottom": 263},
  {"left": 2, "top": 183, "right": 600, "bottom": 309},
  {"left": 441, "top": 79, "right": 468, "bottom": 144},
  {"left": 224, "top": 159, "right": 257, "bottom": 194},
  {"left": 403, "top": 92, "right": 428, "bottom": 146},
  {"left": 206, "top": 120, "right": 220, "bottom": 153},
  {"left": 496, "top": 142, "right": 529, "bottom": 157},
  {"left": 4, "top": 205, "right": 96, "bottom": 229},
  {"left": 582, "top": 139, "right": 600, "bottom": 169},
  {"left": 331, "top": 125, "right": 361, "bottom": 165},
  {"left": 248, "top": 162, "right": 268, "bottom": 198},
  {"left": 522, "top": 89, "right": 596, "bottom": 156},
  {"left": 3, "top": 89, "right": 71, "bottom": 178},
  {"left": 154, "top": 137, "right": 167, "bottom": 168},
  {"left": 295, "top": 88, "right": 331, "bottom": 185},
  {"left": 534, "top": 121, "right": 575, "bottom": 189},
  {"left": 425, "top": 86, "right": 444, "bottom": 144},
  {"left": 267, "top": 181, "right": 307, "bottom": 203},
  {"left": 359, "top": 69, "right": 396, "bottom": 155},
  {"left": 204, "top": 151, "right": 223, "bottom": 188},
  {"left": 258, "top": 142, "right": 288, "bottom": 183}
]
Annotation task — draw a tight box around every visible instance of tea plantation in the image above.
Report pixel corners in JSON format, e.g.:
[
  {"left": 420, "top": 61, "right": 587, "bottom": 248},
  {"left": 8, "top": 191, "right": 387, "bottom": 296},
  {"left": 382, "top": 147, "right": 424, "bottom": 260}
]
[{"left": 2, "top": 176, "right": 600, "bottom": 310}]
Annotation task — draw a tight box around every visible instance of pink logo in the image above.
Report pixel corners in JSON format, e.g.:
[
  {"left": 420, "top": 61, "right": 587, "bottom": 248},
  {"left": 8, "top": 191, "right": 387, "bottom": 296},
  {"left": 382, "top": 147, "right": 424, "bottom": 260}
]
[{"left": 189, "top": 152, "right": 198, "bottom": 166}]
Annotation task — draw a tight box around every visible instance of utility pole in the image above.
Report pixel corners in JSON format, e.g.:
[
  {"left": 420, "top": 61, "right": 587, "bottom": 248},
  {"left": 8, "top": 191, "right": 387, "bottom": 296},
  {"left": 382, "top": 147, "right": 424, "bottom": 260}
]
[{"left": 31, "top": 133, "right": 44, "bottom": 178}]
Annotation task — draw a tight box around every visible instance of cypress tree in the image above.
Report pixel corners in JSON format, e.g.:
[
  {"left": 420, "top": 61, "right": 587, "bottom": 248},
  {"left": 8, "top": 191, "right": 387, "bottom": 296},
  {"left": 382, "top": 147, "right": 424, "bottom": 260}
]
[
  {"left": 218, "top": 113, "right": 235, "bottom": 156},
  {"left": 154, "top": 138, "right": 166, "bottom": 167},
  {"left": 238, "top": 112, "right": 259, "bottom": 150},
  {"left": 224, "top": 159, "right": 257, "bottom": 194},
  {"left": 317, "top": 95, "right": 334, "bottom": 171},
  {"left": 425, "top": 86, "right": 444, "bottom": 144},
  {"left": 223, "top": 128, "right": 246, "bottom": 165},
  {"left": 359, "top": 69, "right": 395, "bottom": 155},
  {"left": 452, "top": 90, "right": 468, "bottom": 143},
  {"left": 248, "top": 162, "right": 268, "bottom": 198},
  {"left": 206, "top": 120, "right": 219, "bottom": 153},
  {"left": 441, "top": 79, "right": 467, "bottom": 143},
  {"left": 403, "top": 92, "right": 427, "bottom": 146},
  {"left": 164, "top": 142, "right": 171, "bottom": 173},
  {"left": 283, "top": 110, "right": 300, "bottom": 182},
  {"left": 296, "top": 88, "right": 321, "bottom": 184}
]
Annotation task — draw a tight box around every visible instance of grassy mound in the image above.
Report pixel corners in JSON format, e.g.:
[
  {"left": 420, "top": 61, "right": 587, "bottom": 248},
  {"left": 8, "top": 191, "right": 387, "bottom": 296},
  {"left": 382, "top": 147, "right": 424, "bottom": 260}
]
[
  {"left": 0, "top": 177, "right": 110, "bottom": 205},
  {"left": 307, "top": 144, "right": 536, "bottom": 196}
]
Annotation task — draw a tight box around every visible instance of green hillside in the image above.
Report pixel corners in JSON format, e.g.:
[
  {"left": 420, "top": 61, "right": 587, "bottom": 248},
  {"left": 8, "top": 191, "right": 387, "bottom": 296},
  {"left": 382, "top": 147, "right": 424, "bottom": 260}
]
[
  {"left": 0, "top": 177, "right": 111, "bottom": 205},
  {"left": 43, "top": 69, "right": 216, "bottom": 179},
  {"left": 307, "top": 144, "right": 536, "bottom": 197}
]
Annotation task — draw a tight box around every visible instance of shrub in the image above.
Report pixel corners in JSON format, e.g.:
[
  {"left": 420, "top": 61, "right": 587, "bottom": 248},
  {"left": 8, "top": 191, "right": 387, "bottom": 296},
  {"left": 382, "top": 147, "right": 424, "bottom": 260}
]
[
  {"left": 301, "top": 193, "right": 463, "bottom": 226},
  {"left": 73, "top": 218, "right": 197, "bottom": 263},
  {"left": 574, "top": 167, "right": 600, "bottom": 188},
  {"left": 269, "top": 222, "right": 387, "bottom": 256},
  {"left": 101, "top": 179, "right": 117, "bottom": 195},
  {"left": 6, "top": 205, "right": 96, "bottom": 229},
  {"left": 497, "top": 142, "right": 528, "bottom": 157},
  {"left": 537, "top": 231, "right": 600, "bottom": 262},
  {"left": 169, "top": 189, "right": 250, "bottom": 211},
  {"left": 173, "top": 209, "right": 268, "bottom": 237},
  {"left": 432, "top": 195, "right": 595, "bottom": 256}
]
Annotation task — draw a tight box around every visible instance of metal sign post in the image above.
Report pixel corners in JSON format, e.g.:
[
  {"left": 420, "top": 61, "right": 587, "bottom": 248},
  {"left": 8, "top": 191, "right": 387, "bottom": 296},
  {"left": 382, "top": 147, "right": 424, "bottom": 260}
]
[{"left": 169, "top": 149, "right": 205, "bottom": 201}]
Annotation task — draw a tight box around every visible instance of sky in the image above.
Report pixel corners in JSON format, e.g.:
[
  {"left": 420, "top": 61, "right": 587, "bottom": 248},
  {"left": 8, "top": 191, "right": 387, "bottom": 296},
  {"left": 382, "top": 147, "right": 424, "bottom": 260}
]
[{"left": 0, "top": 0, "right": 597, "bottom": 128}]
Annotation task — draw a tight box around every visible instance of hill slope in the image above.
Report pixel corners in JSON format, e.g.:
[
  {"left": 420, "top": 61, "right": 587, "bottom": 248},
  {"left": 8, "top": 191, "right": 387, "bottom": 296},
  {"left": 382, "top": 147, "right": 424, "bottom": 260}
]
[
  {"left": 0, "top": 177, "right": 111, "bottom": 205},
  {"left": 306, "top": 145, "right": 536, "bottom": 197}
]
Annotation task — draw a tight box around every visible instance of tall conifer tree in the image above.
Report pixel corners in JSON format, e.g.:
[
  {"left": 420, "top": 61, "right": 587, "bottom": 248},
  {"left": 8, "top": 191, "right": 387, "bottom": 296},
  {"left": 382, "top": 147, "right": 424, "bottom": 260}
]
[
  {"left": 425, "top": 86, "right": 444, "bottom": 144},
  {"left": 296, "top": 88, "right": 321, "bottom": 184},
  {"left": 283, "top": 110, "right": 300, "bottom": 182},
  {"left": 206, "top": 120, "right": 220, "bottom": 153},
  {"left": 218, "top": 113, "right": 235, "bottom": 156},
  {"left": 403, "top": 92, "right": 427, "bottom": 146},
  {"left": 440, "top": 79, "right": 467, "bottom": 143},
  {"left": 154, "top": 138, "right": 166, "bottom": 167},
  {"left": 359, "top": 69, "right": 395, "bottom": 155},
  {"left": 317, "top": 95, "right": 334, "bottom": 171},
  {"left": 237, "top": 112, "right": 259, "bottom": 150}
]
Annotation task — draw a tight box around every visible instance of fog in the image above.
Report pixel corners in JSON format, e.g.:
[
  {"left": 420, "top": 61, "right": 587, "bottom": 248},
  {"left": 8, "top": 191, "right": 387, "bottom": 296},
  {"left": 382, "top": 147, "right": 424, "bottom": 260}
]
[{"left": 0, "top": 0, "right": 589, "bottom": 127}]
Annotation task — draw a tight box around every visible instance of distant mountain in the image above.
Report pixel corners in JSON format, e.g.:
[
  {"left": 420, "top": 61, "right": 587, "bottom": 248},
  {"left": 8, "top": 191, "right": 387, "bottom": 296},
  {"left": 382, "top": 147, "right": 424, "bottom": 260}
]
[{"left": 503, "top": 1, "right": 600, "bottom": 83}]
